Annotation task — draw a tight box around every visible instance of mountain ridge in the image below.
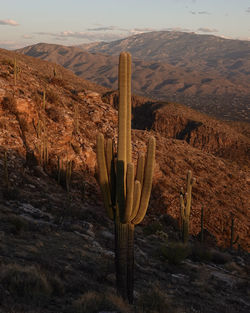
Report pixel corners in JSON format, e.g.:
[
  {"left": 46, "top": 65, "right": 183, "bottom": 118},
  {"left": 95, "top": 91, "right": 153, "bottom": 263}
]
[{"left": 18, "top": 33, "right": 250, "bottom": 122}]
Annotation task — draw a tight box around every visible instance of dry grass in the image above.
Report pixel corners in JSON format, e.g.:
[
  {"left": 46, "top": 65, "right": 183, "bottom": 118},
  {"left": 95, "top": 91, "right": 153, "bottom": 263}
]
[
  {"left": 73, "top": 290, "right": 132, "bottom": 313},
  {"left": 137, "top": 285, "right": 172, "bottom": 313},
  {"left": 0, "top": 264, "right": 52, "bottom": 303}
]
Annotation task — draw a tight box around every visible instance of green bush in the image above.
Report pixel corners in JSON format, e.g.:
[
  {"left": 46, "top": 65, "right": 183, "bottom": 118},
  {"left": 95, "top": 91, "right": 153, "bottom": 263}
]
[
  {"left": 143, "top": 221, "right": 163, "bottom": 236},
  {"left": 4, "top": 215, "right": 29, "bottom": 235},
  {"left": 160, "top": 242, "right": 191, "bottom": 265}
]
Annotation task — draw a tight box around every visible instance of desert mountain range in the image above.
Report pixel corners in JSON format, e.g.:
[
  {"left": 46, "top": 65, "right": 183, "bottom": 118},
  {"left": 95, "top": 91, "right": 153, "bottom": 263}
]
[{"left": 18, "top": 31, "right": 250, "bottom": 122}]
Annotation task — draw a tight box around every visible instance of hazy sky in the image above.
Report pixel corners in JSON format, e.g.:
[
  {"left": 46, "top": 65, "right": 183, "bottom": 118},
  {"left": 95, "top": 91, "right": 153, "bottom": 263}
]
[{"left": 0, "top": 0, "right": 250, "bottom": 49}]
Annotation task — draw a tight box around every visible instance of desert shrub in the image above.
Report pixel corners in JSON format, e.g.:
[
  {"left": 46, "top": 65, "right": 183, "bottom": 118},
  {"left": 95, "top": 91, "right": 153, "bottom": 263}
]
[
  {"left": 210, "top": 249, "right": 232, "bottom": 264},
  {"left": 1, "top": 94, "right": 16, "bottom": 113},
  {"left": 0, "top": 264, "right": 52, "bottom": 303},
  {"left": 18, "top": 114, "right": 30, "bottom": 132},
  {"left": 161, "top": 242, "right": 191, "bottom": 265},
  {"left": 71, "top": 142, "right": 81, "bottom": 154},
  {"left": 143, "top": 221, "right": 163, "bottom": 236},
  {"left": 0, "top": 72, "right": 9, "bottom": 79},
  {"left": 31, "top": 91, "right": 42, "bottom": 106},
  {"left": 1, "top": 58, "right": 13, "bottom": 66},
  {"left": 3, "top": 215, "right": 29, "bottom": 235},
  {"left": 46, "top": 89, "right": 59, "bottom": 104},
  {"left": 50, "top": 77, "right": 66, "bottom": 87},
  {"left": 73, "top": 291, "right": 131, "bottom": 313},
  {"left": 45, "top": 106, "right": 63, "bottom": 122},
  {"left": 191, "top": 243, "right": 212, "bottom": 262},
  {"left": 137, "top": 286, "right": 171, "bottom": 313}
]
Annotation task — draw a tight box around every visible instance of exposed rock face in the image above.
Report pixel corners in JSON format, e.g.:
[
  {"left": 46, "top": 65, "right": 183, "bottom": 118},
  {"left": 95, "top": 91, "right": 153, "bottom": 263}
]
[
  {"left": 153, "top": 104, "right": 250, "bottom": 166},
  {"left": 104, "top": 91, "right": 250, "bottom": 166}
]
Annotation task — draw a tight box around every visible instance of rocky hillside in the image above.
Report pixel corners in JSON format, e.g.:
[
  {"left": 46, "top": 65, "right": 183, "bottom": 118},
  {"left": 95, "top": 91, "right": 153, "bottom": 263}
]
[
  {"left": 0, "top": 48, "right": 249, "bottom": 313},
  {"left": 18, "top": 31, "right": 250, "bottom": 122}
]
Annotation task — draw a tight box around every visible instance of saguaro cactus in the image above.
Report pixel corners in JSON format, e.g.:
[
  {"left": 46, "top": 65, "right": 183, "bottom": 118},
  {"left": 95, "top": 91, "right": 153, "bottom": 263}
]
[
  {"left": 4, "top": 152, "right": 10, "bottom": 190},
  {"left": 42, "top": 89, "right": 46, "bottom": 110},
  {"left": 180, "top": 170, "right": 196, "bottom": 244},
  {"left": 230, "top": 215, "right": 239, "bottom": 249},
  {"left": 200, "top": 206, "right": 204, "bottom": 243},
  {"left": 96, "top": 52, "right": 155, "bottom": 303}
]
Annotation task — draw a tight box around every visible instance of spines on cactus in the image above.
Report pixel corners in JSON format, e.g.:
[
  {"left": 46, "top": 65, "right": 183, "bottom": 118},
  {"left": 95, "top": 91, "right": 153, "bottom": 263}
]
[{"left": 96, "top": 52, "right": 155, "bottom": 303}]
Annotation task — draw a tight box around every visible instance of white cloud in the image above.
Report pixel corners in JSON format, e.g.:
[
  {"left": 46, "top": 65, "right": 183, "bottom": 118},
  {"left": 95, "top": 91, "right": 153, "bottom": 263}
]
[
  {"left": 190, "top": 11, "right": 211, "bottom": 15},
  {"left": 0, "top": 19, "right": 19, "bottom": 26},
  {"left": 164, "top": 27, "right": 191, "bottom": 32},
  {"left": 23, "top": 34, "right": 33, "bottom": 39},
  {"left": 198, "top": 11, "right": 211, "bottom": 15},
  {"left": 87, "top": 26, "right": 126, "bottom": 32},
  {"left": 197, "top": 27, "right": 218, "bottom": 33},
  {"left": 246, "top": 7, "right": 250, "bottom": 13},
  {"left": 35, "top": 26, "right": 193, "bottom": 43},
  {"left": 0, "top": 40, "right": 24, "bottom": 50},
  {"left": 35, "top": 30, "right": 127, "bottom": 42}
]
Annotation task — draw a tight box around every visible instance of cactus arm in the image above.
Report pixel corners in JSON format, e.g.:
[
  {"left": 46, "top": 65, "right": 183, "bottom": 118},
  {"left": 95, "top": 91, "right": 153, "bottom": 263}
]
[
  {"left": 132, "top": 137, "right": 155, "bottom": 225},
  {"left": 129, "top": 180, "right": 141, "bottom": 222},
  {"left": 180, "top": 194, "right": 185, "bottom": 220},
  {"left": 96, "top": 133, "right": 113, "bottom": 219},
  {"left": 105, "top": 138, "right": 113, "bottom": 184},
  {"left": 186, "top": 170, "right": 192, "bottom": 215},
  {"left": 136, "top": 154, "right": 145, "bottom": 185},
  {"left": 121, "top": 163, "right": 134, "bottom": 223}
]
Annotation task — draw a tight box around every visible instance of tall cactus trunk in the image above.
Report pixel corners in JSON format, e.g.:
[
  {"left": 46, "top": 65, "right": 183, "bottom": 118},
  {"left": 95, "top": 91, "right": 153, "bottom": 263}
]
[
  {"left": 115, "top": 220, "right": 128, "bottom": 300},
  {"left": 127, "top": 223, "right": 135, "bottom": 304}
]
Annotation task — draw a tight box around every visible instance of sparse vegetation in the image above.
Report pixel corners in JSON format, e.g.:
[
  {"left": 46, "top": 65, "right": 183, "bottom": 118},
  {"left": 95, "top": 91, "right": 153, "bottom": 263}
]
[
  {"left": 0, "top": 264, "right": 52, "bottom": 303},
  {"left": 161, "top": 242, "right": 191, "bottom": 265},
  {"left": 73, "top": 291, "right": 132, "bottom": 313},
  {"left": 143, "top": 221, "right": 164, "bottom": 236},
  {"left": 45, "top": 88, "right": 59, "bottom": 104},
  {"left": 137, "top": 286, "right": 171, "bottom": 313},
  {"left": 1, "top": 93, "right": 16, "bottom": 113}
]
